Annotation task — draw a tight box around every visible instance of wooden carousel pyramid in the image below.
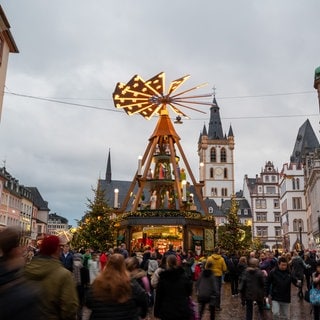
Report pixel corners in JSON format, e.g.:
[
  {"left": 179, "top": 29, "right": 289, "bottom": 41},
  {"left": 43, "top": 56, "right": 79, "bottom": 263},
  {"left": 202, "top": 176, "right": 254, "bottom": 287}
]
[{"left": 112, "top": 72, "right": 212, "bottom": 215}]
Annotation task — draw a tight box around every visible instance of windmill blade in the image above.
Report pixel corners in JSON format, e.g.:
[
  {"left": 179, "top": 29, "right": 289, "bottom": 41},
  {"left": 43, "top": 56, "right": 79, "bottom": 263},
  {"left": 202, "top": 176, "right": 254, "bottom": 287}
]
[
  {"left": 145, "top": 72, "right": 165, "bottom": 96},
  {"left": 173, "top": 93, "right": 213, "bottom": 100},
  {"left": 170, "top": 83, "right": 208, "bottom": 98},
  {"left": 173, "top": 99, "right": 213, "bottom": 107},
  {"left": 112, "top": 72, "right": 209, "bottom": 119},
  {"left": 171, "top": 101, "right": 207, "bottom": 114},
  {"left": 168, "top": 103, "right": 188, "bottom": 118},
  {"left": 167, "top": 75, "right": 190, "bottom": 96}
]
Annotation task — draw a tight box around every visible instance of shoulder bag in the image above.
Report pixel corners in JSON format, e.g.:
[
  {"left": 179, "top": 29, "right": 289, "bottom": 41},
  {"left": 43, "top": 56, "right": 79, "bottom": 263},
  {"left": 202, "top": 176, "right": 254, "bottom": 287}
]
[{"left": 309, "top": 285, "right": 320, "bottom": 305}]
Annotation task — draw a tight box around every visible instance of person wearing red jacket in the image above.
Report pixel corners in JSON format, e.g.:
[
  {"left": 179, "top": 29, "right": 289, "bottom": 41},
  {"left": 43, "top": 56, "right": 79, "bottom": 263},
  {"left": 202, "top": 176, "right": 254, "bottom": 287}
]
[{"left": 99, "top": 251, "right": 107, "bottom": 272}]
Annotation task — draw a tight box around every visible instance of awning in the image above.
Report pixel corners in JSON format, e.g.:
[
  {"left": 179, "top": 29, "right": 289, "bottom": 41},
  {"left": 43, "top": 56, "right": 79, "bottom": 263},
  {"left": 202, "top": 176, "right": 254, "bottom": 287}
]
[{"left": 192, "top": 235, "right": 203, "bottom": 241}]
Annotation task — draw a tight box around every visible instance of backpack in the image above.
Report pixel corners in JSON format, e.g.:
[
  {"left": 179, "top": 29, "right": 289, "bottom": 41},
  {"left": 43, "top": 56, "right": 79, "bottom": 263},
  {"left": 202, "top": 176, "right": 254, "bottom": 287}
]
[
  {"left": 136, "top": 276, "right": 154, "bottom": 307},
  {"left": 140, "top": 259, "right": 149, "bottom": 271},
  {"left": 227, "top": 256, "right": 238, "bottom": 273},
  {"left": 148, "top": 259, "right": 158, "bottom": 275},
  {"left": 291, "top": 257, "right": 304, "bottom": 280}
]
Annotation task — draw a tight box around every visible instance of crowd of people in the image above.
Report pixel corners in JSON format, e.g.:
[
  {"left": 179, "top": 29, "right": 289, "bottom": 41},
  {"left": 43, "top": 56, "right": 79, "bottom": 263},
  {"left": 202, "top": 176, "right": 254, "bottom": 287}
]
[{"left": 1, "top": 226, "right": 320, "bottom": 320}]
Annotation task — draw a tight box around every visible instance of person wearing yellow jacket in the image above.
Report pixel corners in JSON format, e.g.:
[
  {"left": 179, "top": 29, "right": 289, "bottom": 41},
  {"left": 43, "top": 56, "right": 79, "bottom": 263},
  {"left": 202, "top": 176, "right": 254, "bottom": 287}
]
[{"left": 205, "top": 247, "right": 227, "bottom": 311}]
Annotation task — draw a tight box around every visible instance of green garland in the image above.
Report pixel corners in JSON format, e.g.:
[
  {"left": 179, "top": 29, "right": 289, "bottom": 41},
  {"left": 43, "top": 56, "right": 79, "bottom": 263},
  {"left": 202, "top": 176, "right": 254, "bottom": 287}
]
[{"left": 113, "top": 210, "right": 214, "bottom": 222}]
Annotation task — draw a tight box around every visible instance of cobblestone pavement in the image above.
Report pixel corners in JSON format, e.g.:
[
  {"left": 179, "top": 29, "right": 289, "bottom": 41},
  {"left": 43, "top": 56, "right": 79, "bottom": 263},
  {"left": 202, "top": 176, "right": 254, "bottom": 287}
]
[{"left": 144, "top": 281, "right": 313, "bottom": 320}]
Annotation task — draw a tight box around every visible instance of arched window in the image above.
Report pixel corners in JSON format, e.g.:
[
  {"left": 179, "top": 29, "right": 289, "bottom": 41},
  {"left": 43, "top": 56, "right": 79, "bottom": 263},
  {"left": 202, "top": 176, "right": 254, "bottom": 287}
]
[
  {"left": 210, "top": 147, "right": 216, "bottom": 162},
  {"left": 220, "top": 148, "right": 226, "bottom": 162},
  {"left": 210, "top": 167, "right": 214, "bottom": 178},
  {"left": 224, "top": 168, "right": 228, "bottom": 179},
  {"left": 211, "top": 188, "right": 217, "bottom": 196},
  {"left": 296, "top": 178, "right": 300, "bottom": 190},
  {"left": 292, "top": 179, "right": 296, "bottom": 190},
  {"left": 221, "top": 188, "right": 228, "bottom": 197}
]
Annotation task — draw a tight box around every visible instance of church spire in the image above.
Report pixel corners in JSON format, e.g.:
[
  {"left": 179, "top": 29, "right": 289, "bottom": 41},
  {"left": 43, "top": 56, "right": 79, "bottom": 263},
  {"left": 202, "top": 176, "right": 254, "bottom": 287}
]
[
  {"left": 228, "top": 124, "right": 234, "bottom": 137},
  {"left": 105, "top": 148, "right": 111, "bottom": 183},
  {"left": 208, "top": 96, "right": 224, "bottom": 139},
  {"left": 290, "top": 119, "right": 320, "bottom": 164}
]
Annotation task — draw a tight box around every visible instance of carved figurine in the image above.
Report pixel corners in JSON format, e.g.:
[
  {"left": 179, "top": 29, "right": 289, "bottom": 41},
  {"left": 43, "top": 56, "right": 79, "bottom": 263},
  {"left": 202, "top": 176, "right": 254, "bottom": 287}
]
[{"left": 150, "top": 191, "right": 157, "bottom": 210}]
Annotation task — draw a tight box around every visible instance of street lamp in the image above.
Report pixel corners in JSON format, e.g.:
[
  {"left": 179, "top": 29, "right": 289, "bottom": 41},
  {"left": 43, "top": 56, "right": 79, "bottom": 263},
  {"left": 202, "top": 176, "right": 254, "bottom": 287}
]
[{"left": 298, "top": 219, "right": 303, "bottom": 251}]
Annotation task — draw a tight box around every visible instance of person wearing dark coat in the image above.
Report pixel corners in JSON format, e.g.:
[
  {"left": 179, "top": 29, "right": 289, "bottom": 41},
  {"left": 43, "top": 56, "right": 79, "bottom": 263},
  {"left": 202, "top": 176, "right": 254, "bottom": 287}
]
[
  {"left": 163, "top": 243, "right": 176, "bottom": 258},
  {"left": 0, "top": 227, "right": 41, "bottom": 320},
  {"left": 239, "top": 258, "right": 266, "bottom": 320},
  {"left": 227, "top": 253, "right": 239, "bottom": 296},
  {"left": 237, "top": 256, "right": 248, "bottom": 306},
  {"left": 85, "top": 253, "right": 148, "bottom": 320},
  {"left": 60, "top": 244, "right": 74, "bottom": 272},
  {"left": 289, "top": 250, "right": 309, "bottom": 298},
  {"left": 196, "top": 261, "right": 219, "bottom": 320},
  {"left": 266, "top": 256, "right": 293, "bottom": 320},
  {"left": 154, "top": 254, "right": 193, "bottom": 320},
  {"left": 305, "top": 251, "right": 317, "bottom": 290}
]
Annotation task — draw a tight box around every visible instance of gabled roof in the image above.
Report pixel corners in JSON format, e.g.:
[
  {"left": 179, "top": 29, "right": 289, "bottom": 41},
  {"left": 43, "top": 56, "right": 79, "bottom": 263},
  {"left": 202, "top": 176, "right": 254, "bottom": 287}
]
[
  {"left": 48, "top": 213, "right": 68, "bottom": 224},
  {"left": 245, "top": 177, "right": 257, "bottom": 193},
  {"left": 202, "top": 197, "right": 221, "bottom": 216},
  {"left": 99, "top": 179, "right": 139, "bottom": 210},
  {"left": 222, "top": 198, "right": 252, "bottom": 218},
  {"left": 290, "top": 119, "right": 320, "bottom": 164},
  {"left": 27, "top": 187, "right": 50, "bottom": 211}
]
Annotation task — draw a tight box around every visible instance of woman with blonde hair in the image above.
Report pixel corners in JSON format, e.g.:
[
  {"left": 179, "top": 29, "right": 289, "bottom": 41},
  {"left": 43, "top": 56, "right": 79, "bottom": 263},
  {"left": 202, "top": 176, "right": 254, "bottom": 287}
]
[{"left": 85, "top": 253, "right": 148, "bottom": 319}]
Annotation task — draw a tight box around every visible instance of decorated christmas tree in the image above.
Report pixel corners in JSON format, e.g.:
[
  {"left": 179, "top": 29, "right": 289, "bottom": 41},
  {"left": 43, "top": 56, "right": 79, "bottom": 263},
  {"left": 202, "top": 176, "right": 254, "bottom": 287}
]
[
  {"left": 217, "top": 196, "right": 251, "bottom": 253},
  {"left": 71, "top": 185, "right": 114, "bottom": 251}
]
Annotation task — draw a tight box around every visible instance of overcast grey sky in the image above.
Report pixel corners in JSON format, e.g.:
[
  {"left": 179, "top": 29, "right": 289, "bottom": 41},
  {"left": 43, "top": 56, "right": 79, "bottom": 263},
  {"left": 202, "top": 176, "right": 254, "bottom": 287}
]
[{"left": 1, "top": 1, "right": 319, "bottom": 226}]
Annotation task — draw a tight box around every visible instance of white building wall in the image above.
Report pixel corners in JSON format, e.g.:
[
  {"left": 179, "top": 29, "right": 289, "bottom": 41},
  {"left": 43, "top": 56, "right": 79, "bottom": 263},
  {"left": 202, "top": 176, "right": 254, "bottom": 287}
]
[
  {"left": 305, "top": 154, "right": 320, "bottom": 249},
  {"left": 201, "top": 139, "right": 235, "bottom": 206},
  {"left": 243, "top": 162, "right": 281, "bottom": 250},
  {"left": 279, "top": 163, "right": 307, "bottom": 251}
]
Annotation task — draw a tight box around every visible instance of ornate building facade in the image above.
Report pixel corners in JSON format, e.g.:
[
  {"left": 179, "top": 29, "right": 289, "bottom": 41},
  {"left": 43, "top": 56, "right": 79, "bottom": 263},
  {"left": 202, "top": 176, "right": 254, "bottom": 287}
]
[
  {"left": 197, "top": 97, "right": 235, "bottom": 207},
  {"left": 243, "top": 161, "right": 281, "bottom": 250}
]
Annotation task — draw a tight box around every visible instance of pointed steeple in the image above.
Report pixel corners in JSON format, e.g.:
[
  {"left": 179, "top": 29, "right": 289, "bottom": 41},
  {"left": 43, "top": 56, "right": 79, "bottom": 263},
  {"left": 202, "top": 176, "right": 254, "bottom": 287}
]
[
  {"left": 105, "top": 148, "right": 112, "bottom": 183},
  {"left": 208, "top": 96, "right": 224, "bottom": 139},
  {"left": 198, "top": 131, "right": 202, "bottom": 144},
  {"left": 202, "top": 124, "right": 208, "bottom": 136},
  {"left": 228, "top": 124, "right": 234, "bottom": 137},
  {"left": 290, "top": 119, "right": 320, "bottom": 163}
]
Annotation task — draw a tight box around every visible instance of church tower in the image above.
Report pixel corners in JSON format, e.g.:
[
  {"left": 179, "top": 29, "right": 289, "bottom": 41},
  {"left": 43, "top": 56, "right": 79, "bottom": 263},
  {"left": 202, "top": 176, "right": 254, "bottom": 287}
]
[{"left": 198, "top": 96, "right": 235, "bottom": 206}]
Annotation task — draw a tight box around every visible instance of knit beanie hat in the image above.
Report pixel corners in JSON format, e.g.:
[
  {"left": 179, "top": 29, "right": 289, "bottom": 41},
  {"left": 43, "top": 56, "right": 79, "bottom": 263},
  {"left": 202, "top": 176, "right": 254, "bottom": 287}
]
[{"left": 40, "top": 235, "right": 61, "bottom": 256}]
